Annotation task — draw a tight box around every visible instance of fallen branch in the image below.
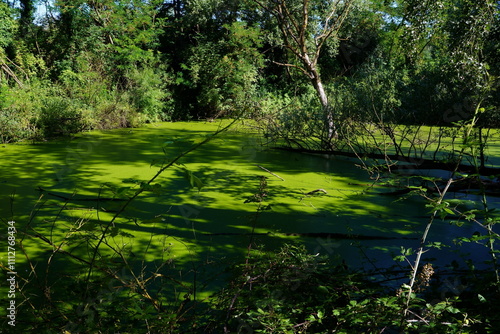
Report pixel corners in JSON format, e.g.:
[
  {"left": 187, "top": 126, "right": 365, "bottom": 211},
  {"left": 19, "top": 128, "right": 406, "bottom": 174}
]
[
  {"left": 305, "top": 188, "right": 328, "bottom": 195},
  {"left": 203, "top": 231, "right": 416, "bottom": 240},
  {"left": 274, "top": 147, "right": 500, "bottom": 176},
  {"left": 256, "top": 164, "right": 285, "bottom": 181},
  {"left": 37, "top": 187, "right": 127, "bottom": 202},
  {"left": 1, "top": 61, "right": 24, "bottom": 88}
]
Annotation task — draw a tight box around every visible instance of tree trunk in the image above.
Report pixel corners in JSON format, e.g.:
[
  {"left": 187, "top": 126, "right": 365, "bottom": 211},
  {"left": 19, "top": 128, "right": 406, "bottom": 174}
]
[
  {"left": 254, "top": 0, "right": 351, "bottom": 145},
  {"left": 309, "top": 68, "right": 336, "bottom": 141},
  {"left": 311, "top": 72, "right": 328, "bottom": 107}
]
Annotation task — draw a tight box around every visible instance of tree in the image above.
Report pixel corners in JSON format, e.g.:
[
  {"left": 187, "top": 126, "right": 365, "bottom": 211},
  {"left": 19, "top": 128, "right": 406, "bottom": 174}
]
[
  {"left": 0, "top": 2, "right": 16, "bottom": 51},
  {"left": 19, "top": 0, "right": 34, "bottom": 35},
  {"left": 187, "top": 21, "right": 263, "bottom": 118},
  {"left": 159, "top": 0, "right": 261, "bottom": 118},
  {"left": 253, "top": 0, "right": 356, "bottom": 140},
  {"left": 389, "top": 0, "right": 498, "bottom": 123},
  {"left": 0, "top": 2, "right": 20, "bottom": 85}
]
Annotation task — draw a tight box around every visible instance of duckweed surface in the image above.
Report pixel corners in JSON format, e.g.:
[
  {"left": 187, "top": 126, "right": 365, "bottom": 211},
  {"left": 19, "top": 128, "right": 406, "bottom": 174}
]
[{"left": 1, "top": 121, "right": 498, "bottom": 298}]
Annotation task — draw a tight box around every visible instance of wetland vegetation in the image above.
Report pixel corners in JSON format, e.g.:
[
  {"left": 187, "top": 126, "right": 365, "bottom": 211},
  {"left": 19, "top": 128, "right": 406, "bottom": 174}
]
[{"left": 1, "top": 0, "right": 500, "bottom": 333}]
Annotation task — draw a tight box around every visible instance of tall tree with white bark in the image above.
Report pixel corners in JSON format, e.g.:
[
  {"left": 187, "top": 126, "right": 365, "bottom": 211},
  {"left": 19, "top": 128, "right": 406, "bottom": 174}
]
[{"left": 253, "top": 0, "right": 356, "bottom": 141}]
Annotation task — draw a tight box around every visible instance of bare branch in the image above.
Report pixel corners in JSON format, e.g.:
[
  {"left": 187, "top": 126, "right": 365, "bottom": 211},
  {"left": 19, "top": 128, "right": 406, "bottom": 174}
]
[
  {"left": 301, "top": 0, "right": 309, "bottom": 55},
  {"left": 253, "top": 0, "right": 351, "bottom": 131},
  {"left": 272, "top": 60, "right": 310, "bottom": 77},
  {"left": 314, "top": 0, "right": 355, "bottom": 63}
]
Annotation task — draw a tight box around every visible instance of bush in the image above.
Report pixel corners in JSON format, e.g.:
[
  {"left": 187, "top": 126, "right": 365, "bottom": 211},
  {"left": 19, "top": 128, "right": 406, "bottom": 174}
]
[
  {"left": 258, "top": 86, "right": 333, "bottom": 149},
  {"left": 0, "top": 108, "right": 38, "bottom": 143},
  {"left": 38, "top": 95, "right": 91, "bottom": 137},
  {"left": 0, "top": 84, "right": 40, "bottom": 143},
  {"left": 210, "top": 244, "right": 354, "bottom": 333},
  {"left": 95, "top": 101, "right": 137, "bottom": 129},
  {"left": 123, "top": 66, "right": 170, "bottom": 122}
]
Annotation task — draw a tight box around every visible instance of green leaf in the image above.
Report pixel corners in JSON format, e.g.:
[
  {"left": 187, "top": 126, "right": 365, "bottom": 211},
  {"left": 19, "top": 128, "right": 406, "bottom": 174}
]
[
  {"left": 443, "top": 207, "right": 454, "bottom": 215},
  {"left": 151, "top": 183, "right": 162, "bottom": 195},
  {"left": 393, "top": 255, "right": 405, "bottom": 262},
  {"left": 317, "top": 285, "right": 329, "bottom": 294},
  {"left": 109, "top": 226, "right": 119, "bottom": 237},
  {"left": 408, "top": 186, "right": 426, "bottom": 192},
  {"left": 182, "top": 167, "right": 204, "bottom": 191},
  {"left": 116, "top": 186, "right": 130, "bottom": 196},
  {"left": 446, "top": 306, "right": 460, "bottom": 314},
  {"left": 401, "top": 246, "right": 414, "bottom": 256},
  {"left": 451, "top": 220, "right": 464, "bottom": 227}
]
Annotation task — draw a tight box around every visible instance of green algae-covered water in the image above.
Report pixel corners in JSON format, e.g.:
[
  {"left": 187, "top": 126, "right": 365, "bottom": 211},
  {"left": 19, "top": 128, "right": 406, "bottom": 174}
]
[{"left": 1, "top": 121, "right": 498, "bottom": 304}]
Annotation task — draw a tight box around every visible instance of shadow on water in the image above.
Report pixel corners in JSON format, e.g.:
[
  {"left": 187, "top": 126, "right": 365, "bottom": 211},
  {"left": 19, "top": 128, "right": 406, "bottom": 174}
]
[{"left": 1, "top": 121, "right": 497, "bottom": 317}]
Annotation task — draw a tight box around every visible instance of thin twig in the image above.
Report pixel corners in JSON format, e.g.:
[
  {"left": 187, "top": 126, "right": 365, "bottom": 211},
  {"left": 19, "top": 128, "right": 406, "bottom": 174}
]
[{"left": 256, "top": 164, "right": 285, "bottom": 181}]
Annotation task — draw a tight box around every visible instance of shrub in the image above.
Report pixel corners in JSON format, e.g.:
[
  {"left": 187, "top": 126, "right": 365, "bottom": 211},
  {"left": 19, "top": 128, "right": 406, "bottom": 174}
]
[
  {"left": 95, "top": 101, "right": 136, "bottom": 129},
  {"left": 123, "top": 66, "right": 170, "bottom": 122},
  {"left": 210, "top": 244, "right": 355, "bottom": 333},
  {"left": 38, "top": 95, "right": 90, "bottom": 137},
  {"left": 0, "top": 84, "right": 40, "bottom": 143},
  {"left": 0, "top": 108, "right": 38, "bottom": 143}
]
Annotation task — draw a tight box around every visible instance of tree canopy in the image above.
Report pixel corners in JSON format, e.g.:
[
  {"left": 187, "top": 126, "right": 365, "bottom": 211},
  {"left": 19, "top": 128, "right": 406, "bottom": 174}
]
[{"left": 0, "top": 0, "right": 498, "bottom": 143}]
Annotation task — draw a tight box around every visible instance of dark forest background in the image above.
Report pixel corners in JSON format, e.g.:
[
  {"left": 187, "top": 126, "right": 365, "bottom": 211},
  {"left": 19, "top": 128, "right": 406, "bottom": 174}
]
[{"left": 0, "top": 0, "right": 498, "bottom": 143}]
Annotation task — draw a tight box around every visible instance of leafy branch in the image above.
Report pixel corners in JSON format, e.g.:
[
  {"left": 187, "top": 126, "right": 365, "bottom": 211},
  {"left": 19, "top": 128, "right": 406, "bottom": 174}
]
[{"left": 401, "top": 101, "right": 495, "bottom": 320}]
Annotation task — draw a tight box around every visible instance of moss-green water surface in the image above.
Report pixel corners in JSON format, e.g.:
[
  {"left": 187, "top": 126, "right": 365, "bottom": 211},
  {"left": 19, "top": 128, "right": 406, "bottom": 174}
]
[{"left": 1, "top": 121, "right": 497, "bottom": 307}]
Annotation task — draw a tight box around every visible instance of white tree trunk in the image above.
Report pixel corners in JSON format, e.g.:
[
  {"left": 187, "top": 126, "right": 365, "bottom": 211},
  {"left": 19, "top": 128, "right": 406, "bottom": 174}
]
[
  {"left": 314, "top": 77, "right": 328, "bottom": 108},
  {"left": 310, "top": 72, "right": 336, "bottom": 140}
]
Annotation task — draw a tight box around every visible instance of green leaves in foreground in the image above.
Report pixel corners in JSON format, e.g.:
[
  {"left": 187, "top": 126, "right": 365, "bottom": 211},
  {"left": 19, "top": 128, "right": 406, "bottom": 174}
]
[
  {"left": 426, "top": 200, "right": 456, "bottom": 219},
  {"left": 180, "top": 167, "right": 204, "bottom": 191}
]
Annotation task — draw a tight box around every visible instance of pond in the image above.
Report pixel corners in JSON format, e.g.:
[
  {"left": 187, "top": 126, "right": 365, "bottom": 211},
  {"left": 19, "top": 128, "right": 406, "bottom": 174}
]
[{"left": 1, "top": 121, "right": 498, "bottom": 300}]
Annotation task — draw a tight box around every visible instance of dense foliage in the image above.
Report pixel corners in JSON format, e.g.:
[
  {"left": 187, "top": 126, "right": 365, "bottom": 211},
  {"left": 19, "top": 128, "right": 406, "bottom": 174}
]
[
  {"left": 0, "top": 0, "right": 498, "bottom": 143},
  {"left": 1, "top": 1, "right": 500, "bottom": 333}
]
